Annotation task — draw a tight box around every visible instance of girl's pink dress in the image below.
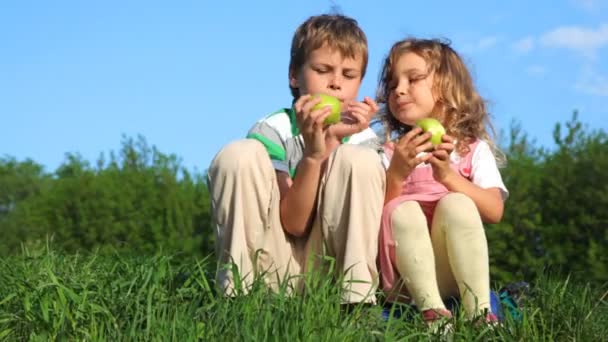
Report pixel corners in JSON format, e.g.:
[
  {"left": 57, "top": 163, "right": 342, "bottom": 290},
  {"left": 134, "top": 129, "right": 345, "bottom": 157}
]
[{"left": 378, "top": 140, "right": 480, "bottom": 298}]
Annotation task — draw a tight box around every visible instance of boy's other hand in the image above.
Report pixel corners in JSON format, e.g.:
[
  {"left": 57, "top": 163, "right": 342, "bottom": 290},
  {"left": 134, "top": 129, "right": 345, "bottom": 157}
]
[{"left": 328, "top": 96, "right": 378, "bottom": 139}]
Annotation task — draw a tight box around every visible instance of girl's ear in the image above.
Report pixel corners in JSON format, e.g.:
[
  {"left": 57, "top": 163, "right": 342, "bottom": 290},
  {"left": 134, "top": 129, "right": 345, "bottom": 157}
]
[
  {"left": 430, "top": 92, "right": 446, "bottom": 122},
  {"left": 431, "top": 79, "right": 441, "bottom": 101}
]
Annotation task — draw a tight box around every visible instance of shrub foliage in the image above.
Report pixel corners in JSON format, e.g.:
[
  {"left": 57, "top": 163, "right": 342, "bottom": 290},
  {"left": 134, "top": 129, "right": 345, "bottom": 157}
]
[{"left": 1, "top": 113, "right": 607, "bottom": 283}]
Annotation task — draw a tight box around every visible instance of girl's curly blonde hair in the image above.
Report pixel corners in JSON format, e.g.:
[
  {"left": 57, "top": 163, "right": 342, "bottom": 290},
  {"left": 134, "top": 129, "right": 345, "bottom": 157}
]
[{"left": 376, "top": 37, "right": 505, "bottom": 165}]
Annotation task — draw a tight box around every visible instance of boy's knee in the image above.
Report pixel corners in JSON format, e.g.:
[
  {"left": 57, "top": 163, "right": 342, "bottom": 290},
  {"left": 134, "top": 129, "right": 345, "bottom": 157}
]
[
  {"left": 210, "top": 139, "right": 267, "bottom": 173},
  {"left": 333, "top": 145, "right": 382, "bottom": 175}
]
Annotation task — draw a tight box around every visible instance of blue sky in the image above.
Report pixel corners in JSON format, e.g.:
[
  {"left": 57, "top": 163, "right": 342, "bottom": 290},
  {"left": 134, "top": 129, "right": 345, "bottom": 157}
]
[{"left": 2, "top": 0, "right": 607, "bottom": 174}]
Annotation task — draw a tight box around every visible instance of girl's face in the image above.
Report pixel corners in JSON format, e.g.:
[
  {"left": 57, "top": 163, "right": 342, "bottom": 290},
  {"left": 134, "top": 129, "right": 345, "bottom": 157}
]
[
  {"left": 289, "top": 43, "right": 364, "bottom": 105},
  {"left": 387, "top": 52, "right": 437, "bottom": 126}
]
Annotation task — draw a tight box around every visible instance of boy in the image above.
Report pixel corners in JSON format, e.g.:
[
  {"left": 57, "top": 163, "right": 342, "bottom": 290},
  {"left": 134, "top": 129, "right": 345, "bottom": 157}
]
[{"left": 207, "top": 13, "right": 385, "bottom": 304}]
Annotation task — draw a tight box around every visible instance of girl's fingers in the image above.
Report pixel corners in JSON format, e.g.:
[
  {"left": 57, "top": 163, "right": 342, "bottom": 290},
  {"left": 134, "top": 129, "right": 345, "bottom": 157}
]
[
  {"left": 398, "top": 127, "right": 423, "bottom": 146},
  {"left": 414, "top": 152, "right": 432, "bottom": 165},
  {"left": 415, "top": 142, "right": 434, "bottom": 154},
  {"left": 412, "top": 131, "right": 433, "bottom": 147},
  {"left": 435, "top": 142, "right": 455, "bottom": 153},
  {"left": 432, "top": 149, "right": 450, "bottom": 161},
  {"left": 441, "top": 134, "right": 455, "bottom": 143}
]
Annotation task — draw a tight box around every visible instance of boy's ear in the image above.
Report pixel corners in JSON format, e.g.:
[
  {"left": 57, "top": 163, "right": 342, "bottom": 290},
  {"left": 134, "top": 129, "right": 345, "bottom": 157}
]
[{"left": 289, "top": 69, "right": 299, "bottom": 88}]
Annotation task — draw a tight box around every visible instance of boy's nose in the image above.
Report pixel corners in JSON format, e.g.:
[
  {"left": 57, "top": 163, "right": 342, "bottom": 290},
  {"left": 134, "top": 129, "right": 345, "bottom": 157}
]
[{"left": 328, "top": 74, "right": 342, "bottom": 90}]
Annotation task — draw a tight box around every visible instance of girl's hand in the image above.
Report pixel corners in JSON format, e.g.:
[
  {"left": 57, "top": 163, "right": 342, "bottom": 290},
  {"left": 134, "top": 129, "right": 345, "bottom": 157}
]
[
  {"left": 387, "top": 127, "right": 433, "bottom": 181},
  {"left": 429, "top": 134, "right": 457, "bottom": 183},
  {"left": 294, "top": 95, "right": 332, "bottom": 160},
  {"left": 328, "top": 96, "right": 379, "bottom": 140}
]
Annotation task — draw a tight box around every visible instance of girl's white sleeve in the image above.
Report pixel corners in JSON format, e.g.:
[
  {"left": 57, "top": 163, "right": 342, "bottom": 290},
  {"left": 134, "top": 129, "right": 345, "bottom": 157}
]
[{"left": 471, "top": 141, "right": 509, "bottom": 201}]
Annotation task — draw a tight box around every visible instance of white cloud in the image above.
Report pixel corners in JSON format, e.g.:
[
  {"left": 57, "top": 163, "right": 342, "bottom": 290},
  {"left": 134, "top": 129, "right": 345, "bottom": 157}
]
[
  {"left": 478, "top": 36, "right": 499, "bottom": 50},
  {"left": 576, "top": 70, "right": 608, "bottom": 96},
  {"left": 540, "top": 24, "right": 608, "bottom": 58},
  {"left": 570, "top": 0, "right": 606, "bottom": 10},
  {"left": 458, "top": 36, "right": 499, "bottom": 55},
  {"left": 513, "top": 37, "right": 535, "bottom": 54}
]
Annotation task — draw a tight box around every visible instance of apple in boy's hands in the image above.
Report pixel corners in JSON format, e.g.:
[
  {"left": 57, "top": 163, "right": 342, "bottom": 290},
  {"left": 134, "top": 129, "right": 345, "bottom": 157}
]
[
  {"left": 416, "top": 118, "right": 446, "bottom": 146},
  {"left": 312, "top": 94, "right": 342, "bottom": 125}
]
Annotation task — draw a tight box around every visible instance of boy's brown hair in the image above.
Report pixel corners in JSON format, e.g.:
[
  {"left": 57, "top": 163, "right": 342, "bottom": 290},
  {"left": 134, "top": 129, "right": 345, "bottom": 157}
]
[{"left": 288, "top": 14, "right": 368, "bottom": 98}]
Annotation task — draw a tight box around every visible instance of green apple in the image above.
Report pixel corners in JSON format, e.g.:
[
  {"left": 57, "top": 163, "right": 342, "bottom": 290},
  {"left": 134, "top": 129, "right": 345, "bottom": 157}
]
[
  {"left": 312, "top": 94, "right": 342, "bottom": 125},
  {"left": 416, "top": 118, "right": 446, "bottom": 146}
]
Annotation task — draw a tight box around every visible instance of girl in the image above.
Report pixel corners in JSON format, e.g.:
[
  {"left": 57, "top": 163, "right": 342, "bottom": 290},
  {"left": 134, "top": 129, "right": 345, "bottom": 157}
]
[{"left": 375, "top": 38, "right": 508, "bottom": 324}]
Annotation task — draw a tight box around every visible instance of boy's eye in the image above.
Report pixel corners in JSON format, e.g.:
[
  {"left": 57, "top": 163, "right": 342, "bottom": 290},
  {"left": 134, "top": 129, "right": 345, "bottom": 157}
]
[{"left": 343, "top": 72, "right": 358, "bottom": 80}]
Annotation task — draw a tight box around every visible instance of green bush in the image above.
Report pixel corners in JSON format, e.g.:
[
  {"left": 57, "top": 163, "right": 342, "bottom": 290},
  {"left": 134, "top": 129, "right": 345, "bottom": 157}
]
[
  {"left": 488, "top": 112, "right": 608, "bottom": 283},
  {"left": 0, "top": 135, "right": 212, "bottom": 259},
  {"left": 1, "top": 112, "right": 607, "bottom": 284}
]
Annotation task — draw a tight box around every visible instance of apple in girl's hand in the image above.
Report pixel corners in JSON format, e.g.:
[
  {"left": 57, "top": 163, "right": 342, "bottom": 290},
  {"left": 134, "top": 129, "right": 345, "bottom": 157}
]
[
  {"left": 416, "top": 118, "right": 446, "bottom": 146},
  {"left": 312, "top": 94, "right": 342, "bottom": 124}
]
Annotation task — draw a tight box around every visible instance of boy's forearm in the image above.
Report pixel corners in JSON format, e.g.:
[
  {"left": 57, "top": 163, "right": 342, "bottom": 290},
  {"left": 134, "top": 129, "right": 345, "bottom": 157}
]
[{"left": 280, "top": 156, "right": 324, "bottom": 237}]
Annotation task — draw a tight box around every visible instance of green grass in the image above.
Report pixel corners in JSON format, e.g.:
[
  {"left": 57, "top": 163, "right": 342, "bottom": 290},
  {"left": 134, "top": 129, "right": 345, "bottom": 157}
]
[{"left": 1, "top": 249, "right": 607, "bottom": 341}]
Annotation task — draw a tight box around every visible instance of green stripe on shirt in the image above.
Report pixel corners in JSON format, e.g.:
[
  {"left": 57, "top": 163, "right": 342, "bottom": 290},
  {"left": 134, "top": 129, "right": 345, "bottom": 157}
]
[{"left": 246, "top": 133, "right": 286, "bottom": 161}]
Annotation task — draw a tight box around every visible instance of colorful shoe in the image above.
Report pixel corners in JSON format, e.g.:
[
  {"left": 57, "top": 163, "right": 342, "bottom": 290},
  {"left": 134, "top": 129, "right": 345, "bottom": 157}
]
[
  {"left": 485, "top": 312, "right": 499, "bottom": 324},
  {"left": 473, "top": 310, "right": 501, "bottom": 329},
  {"left": 422, "top": 308, "right": 453, "bottom": 336},
  {"left": 422, "top": 308, "right": 453, "bottom": 322}
]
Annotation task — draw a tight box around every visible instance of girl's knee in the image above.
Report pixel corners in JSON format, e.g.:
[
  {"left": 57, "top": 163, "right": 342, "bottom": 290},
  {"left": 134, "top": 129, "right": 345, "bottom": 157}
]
[
  {"left": 440, "top": 192, "right": 474, "bottom": 205},
  {"left": 436, "top": 193, "right": 482, "bottom": 227},
  {"left": 437, "top": 193, "right": 476, "bottom": 213},
  {"left": 391, "top": 202, "right": 428, "bottom": 237}
]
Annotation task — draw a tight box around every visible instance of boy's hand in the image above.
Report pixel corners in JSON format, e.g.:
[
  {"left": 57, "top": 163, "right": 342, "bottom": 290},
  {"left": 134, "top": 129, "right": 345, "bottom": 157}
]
[
  {"left": 294, "top": 94, "right": 333, "bottom": 160},
  {"left": 429, "top": 134, "right": 457, "bottom": 183},
  {"left": 387, "top": 127, "right": 433, "bottom": 181},
  {"left": 328, "top": 96, "right": 378, "bottom": 139}
]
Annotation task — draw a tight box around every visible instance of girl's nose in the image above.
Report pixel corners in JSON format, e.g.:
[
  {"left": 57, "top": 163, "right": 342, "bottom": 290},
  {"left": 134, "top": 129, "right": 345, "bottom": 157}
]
[{"left": 396, "top": 81, "right": 408, "bottom": 95}]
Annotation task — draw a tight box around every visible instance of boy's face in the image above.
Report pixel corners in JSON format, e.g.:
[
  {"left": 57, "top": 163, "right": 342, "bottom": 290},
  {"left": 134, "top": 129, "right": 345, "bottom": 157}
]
[{"left": 289, "top": 44, "right": 364, "bottom": 105}]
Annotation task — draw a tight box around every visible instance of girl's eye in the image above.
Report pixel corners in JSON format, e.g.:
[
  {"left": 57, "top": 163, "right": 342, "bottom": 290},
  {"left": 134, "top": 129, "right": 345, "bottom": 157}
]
[{"left": 410, "top": 74, "right": 428, "bottom": 83}]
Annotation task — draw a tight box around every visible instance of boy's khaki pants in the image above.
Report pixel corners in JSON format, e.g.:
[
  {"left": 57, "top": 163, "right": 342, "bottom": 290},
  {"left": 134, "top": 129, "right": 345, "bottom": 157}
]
[{"left": 208, "top": 139, "right": 385, "bottom": 303}]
